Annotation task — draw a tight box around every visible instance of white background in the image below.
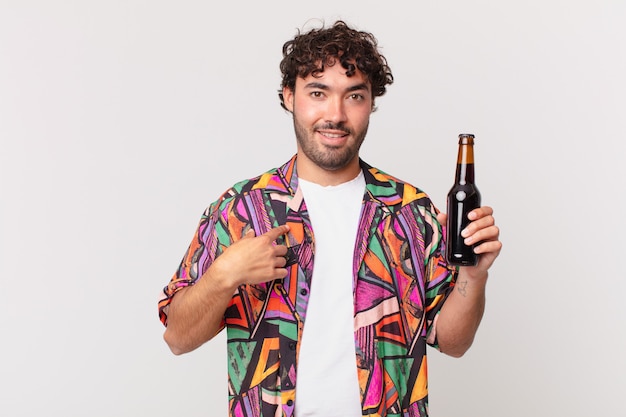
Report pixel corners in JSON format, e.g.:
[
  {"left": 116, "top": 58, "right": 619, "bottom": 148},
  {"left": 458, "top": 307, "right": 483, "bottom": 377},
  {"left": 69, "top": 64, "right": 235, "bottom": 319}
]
[{"left": 1, "top": 1, "right": 624, "bottom": 416}]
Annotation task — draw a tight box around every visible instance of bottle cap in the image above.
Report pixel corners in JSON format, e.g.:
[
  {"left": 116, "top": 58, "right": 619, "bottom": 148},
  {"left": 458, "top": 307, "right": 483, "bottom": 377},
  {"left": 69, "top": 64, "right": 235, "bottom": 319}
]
[{"left": 458, "top": 133, "right": 475, "bottom": 144}]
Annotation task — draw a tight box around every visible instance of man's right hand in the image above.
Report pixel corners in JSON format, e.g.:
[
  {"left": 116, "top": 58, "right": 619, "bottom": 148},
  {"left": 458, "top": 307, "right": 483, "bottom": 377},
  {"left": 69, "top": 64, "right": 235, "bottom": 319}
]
[
  {"left": 164, "top": 224, "right": 291, "bottom": 355},
  {"left": 210, "top": 224, "right": 291, "bottom": 288}
]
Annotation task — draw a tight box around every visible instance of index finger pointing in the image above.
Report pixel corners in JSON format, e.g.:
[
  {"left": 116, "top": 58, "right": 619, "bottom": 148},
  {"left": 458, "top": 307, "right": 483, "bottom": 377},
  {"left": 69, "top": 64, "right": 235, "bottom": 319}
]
[{"left": 263, "top": 225, "right": 290, "bottom": 242}]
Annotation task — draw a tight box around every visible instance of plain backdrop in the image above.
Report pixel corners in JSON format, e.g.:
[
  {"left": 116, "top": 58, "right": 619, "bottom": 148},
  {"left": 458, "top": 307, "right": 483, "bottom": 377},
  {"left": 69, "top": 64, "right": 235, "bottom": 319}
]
[{"left": 1, "top": 1, "right": 625, "bottom": 416}]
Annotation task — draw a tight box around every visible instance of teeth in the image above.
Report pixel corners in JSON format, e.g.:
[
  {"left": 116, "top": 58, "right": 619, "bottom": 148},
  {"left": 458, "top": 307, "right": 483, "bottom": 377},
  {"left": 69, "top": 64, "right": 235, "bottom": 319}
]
[{"left": 323, "top": 133, "right": 344, "bottom": 138}]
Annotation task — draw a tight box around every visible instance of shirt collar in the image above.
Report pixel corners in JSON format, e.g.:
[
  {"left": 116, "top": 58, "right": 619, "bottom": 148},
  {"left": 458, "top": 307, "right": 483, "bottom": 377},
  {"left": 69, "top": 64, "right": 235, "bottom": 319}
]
[{"left": 271, "top": 155, "right": 405, "bottom": 209}]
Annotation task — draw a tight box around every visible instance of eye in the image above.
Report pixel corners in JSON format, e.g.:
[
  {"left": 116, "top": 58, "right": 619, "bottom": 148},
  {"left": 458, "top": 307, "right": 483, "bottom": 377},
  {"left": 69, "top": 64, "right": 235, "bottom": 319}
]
[
  {"left": 310, "top": 91, "right": 324, "bottom": 98},
  {"left": 349, "top": 93, "right": 365, "bottom": 101}
]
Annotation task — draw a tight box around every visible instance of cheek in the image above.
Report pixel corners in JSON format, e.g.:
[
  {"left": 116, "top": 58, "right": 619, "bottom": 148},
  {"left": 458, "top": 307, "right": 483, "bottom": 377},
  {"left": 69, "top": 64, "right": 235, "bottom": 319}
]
[
  {"left": 294, "top": 102, "right": 322, "bottom": 124},
  {"left": 350, "top": 109, "right": 372, "bottom": 128}
]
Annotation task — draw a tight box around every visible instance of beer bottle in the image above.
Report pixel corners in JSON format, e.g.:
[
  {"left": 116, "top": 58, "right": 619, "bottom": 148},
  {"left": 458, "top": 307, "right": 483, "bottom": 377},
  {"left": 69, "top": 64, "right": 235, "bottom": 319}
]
[{"left": 446, "top": 134, "right": 481, "bottom": 266}]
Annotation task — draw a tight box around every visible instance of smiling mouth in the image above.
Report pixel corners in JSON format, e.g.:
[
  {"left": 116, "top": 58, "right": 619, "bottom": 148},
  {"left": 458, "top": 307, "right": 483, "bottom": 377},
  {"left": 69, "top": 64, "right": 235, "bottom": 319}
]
[
  {"left": 315, "top": 123, "right": 350, "bottom": 139},
  {"left": 318, "top": 131, "right": 348, "bottom": 139}
]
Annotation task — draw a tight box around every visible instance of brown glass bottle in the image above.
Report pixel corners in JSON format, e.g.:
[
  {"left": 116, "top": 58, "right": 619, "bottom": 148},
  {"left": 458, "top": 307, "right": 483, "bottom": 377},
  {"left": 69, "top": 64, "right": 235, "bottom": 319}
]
[{"left": 446, "top": 134, "right": 481, "bottom": 266}]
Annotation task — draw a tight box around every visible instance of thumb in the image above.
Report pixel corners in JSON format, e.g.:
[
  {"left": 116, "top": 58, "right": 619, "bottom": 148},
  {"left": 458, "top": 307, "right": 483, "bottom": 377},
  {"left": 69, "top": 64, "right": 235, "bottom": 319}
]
[{"left": 243, "top": 228, "right": 256, "bottom": 239}]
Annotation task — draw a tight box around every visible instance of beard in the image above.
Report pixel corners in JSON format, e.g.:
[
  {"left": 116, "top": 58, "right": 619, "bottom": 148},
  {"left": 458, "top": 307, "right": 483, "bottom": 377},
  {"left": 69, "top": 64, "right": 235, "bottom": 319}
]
[{"left": 292, "top": 115, "right": 368, "bottom": 171}]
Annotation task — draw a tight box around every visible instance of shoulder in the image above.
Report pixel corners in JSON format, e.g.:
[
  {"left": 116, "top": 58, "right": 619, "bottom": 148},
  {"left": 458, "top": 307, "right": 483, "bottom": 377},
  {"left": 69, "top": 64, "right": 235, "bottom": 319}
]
[
  {"left": 361, "top": 161, "right": 435, "bottom": 210},
  {"left": 200, "top": 156, "right": 296, "bottom": 220},
  {"left": 222, "top": 167, "right": 281, "bottom": 200},
  {"left": 203, "top": 165, "right": 288, "bottom": 215}
]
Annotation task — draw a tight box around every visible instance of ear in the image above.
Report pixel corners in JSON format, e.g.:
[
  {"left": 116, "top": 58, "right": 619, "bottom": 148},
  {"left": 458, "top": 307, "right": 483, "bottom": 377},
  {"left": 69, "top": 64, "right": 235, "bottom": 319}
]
[{"left": 282, "top": 86, "right": 294, "bottom": 112}]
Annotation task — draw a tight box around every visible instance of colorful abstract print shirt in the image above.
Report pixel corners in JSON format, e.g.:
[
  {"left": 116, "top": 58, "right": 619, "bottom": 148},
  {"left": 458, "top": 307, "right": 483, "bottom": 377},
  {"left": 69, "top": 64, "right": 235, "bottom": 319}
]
[{"left": 159, "top": 156, "right": 456, "bottom": 417}]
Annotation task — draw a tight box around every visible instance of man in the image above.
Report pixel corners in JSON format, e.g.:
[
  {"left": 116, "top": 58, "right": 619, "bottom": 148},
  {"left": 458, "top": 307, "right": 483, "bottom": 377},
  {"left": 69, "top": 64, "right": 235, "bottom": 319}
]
[{"left": 158, "top": 20, "right": 501, "bottom": 417}]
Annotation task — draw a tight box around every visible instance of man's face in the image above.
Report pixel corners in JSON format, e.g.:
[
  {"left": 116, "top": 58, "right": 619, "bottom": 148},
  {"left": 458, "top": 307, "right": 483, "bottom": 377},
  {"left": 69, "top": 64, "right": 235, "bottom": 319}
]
[{"left": 282, "top": 63, "right": 373, "bottom": 180}]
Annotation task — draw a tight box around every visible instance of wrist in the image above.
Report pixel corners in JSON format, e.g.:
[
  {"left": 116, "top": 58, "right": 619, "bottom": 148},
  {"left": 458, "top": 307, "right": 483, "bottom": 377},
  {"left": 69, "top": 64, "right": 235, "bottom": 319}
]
[
  {"left": 458, "top": 267, "right": 488, "bottom": 283},
  {"left": 208, "top": 256, "right": 243, "bottom": 292}
]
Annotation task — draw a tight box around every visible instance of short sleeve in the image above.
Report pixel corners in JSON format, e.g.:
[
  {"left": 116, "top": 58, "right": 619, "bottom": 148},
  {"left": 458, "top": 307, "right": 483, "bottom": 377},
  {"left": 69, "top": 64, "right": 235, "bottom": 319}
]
[
  {"left": 422, "top": 203, "right": 458, "bottom": 349},
  {"left": 158, "top": 202, "right": 222, "bottom": 326}
]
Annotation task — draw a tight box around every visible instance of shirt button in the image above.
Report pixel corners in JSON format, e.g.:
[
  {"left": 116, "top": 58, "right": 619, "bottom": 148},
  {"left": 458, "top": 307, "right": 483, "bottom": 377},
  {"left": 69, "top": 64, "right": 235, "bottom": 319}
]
[
  {"left": 300, "top": 288, "right": 308, "bottom": 296},
  {"left": 287, "top": 400, "right": 293, "bottom": 406},
  {"left": 288, "top": 342, "right": 296, "bottom": 350}
]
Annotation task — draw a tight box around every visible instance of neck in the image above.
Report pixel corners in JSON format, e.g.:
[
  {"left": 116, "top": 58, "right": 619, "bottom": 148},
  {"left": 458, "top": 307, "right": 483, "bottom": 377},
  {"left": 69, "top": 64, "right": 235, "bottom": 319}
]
[{"left": 296, "top": 154, "right": 361, "bottom": 186}]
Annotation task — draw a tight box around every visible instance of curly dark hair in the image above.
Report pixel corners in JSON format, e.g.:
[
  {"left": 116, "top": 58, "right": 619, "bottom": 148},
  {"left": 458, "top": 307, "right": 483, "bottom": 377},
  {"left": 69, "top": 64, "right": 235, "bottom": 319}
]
[{"left": 278, "top": 20, "right": 394, "bottom": 110}]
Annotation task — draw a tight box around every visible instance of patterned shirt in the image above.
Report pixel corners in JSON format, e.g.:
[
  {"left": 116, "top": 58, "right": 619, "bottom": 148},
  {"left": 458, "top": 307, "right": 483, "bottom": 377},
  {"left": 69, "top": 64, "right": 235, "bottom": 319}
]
[{"left": 159, "top": 155, "right": 456, "bottom": 417}]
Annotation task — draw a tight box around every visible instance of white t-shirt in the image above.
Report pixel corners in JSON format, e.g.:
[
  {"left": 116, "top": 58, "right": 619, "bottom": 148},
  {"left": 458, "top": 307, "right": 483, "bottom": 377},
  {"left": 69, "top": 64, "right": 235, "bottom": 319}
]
[{"left": 294, "top": 171, "right": 365, "bottom": 417}]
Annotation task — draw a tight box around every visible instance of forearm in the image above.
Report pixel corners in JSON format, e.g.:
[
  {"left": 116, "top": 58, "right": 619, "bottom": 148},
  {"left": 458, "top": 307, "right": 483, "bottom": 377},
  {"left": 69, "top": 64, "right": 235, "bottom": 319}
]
[
  {"left": 162, "top": 224, "right": 290, "bottom": 355},
  {"left": 436, "top": 270, "right": 488, "bottom": 357},
  {"left": 163, "top": 267, "right": 237, "bottom": 355}
]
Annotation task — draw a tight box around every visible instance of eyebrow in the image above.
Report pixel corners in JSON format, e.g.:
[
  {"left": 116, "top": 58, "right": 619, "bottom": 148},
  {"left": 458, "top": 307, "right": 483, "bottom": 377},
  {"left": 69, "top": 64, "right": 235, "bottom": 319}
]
[{"left": 303, "top": 82, "right": 370, "bottom": 93}]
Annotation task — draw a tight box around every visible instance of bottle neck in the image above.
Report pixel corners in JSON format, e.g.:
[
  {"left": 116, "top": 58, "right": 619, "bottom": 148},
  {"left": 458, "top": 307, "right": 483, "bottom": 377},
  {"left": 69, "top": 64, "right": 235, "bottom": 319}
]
[{"left": 455, "top": 142, "right": 475, "bottom": 185}]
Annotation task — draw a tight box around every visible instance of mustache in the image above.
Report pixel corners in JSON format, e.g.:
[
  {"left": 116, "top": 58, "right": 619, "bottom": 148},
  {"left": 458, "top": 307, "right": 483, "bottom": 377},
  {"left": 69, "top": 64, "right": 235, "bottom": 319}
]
[{"left": 314, "top": 123, "right": 351, "bottom": 134}]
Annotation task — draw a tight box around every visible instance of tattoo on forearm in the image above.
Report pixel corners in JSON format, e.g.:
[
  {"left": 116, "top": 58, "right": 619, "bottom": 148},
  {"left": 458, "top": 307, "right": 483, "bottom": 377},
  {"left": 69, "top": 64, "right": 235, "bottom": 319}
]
[{"left": 457, "top": 280, "right": 468, "bottom": 297}]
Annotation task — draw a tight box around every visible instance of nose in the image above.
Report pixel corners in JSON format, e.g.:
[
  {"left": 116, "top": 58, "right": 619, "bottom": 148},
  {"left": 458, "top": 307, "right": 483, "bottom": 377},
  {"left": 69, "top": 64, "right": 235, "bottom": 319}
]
[{"left": 324, "top": 96, "right": 347, "bottom": 124}]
